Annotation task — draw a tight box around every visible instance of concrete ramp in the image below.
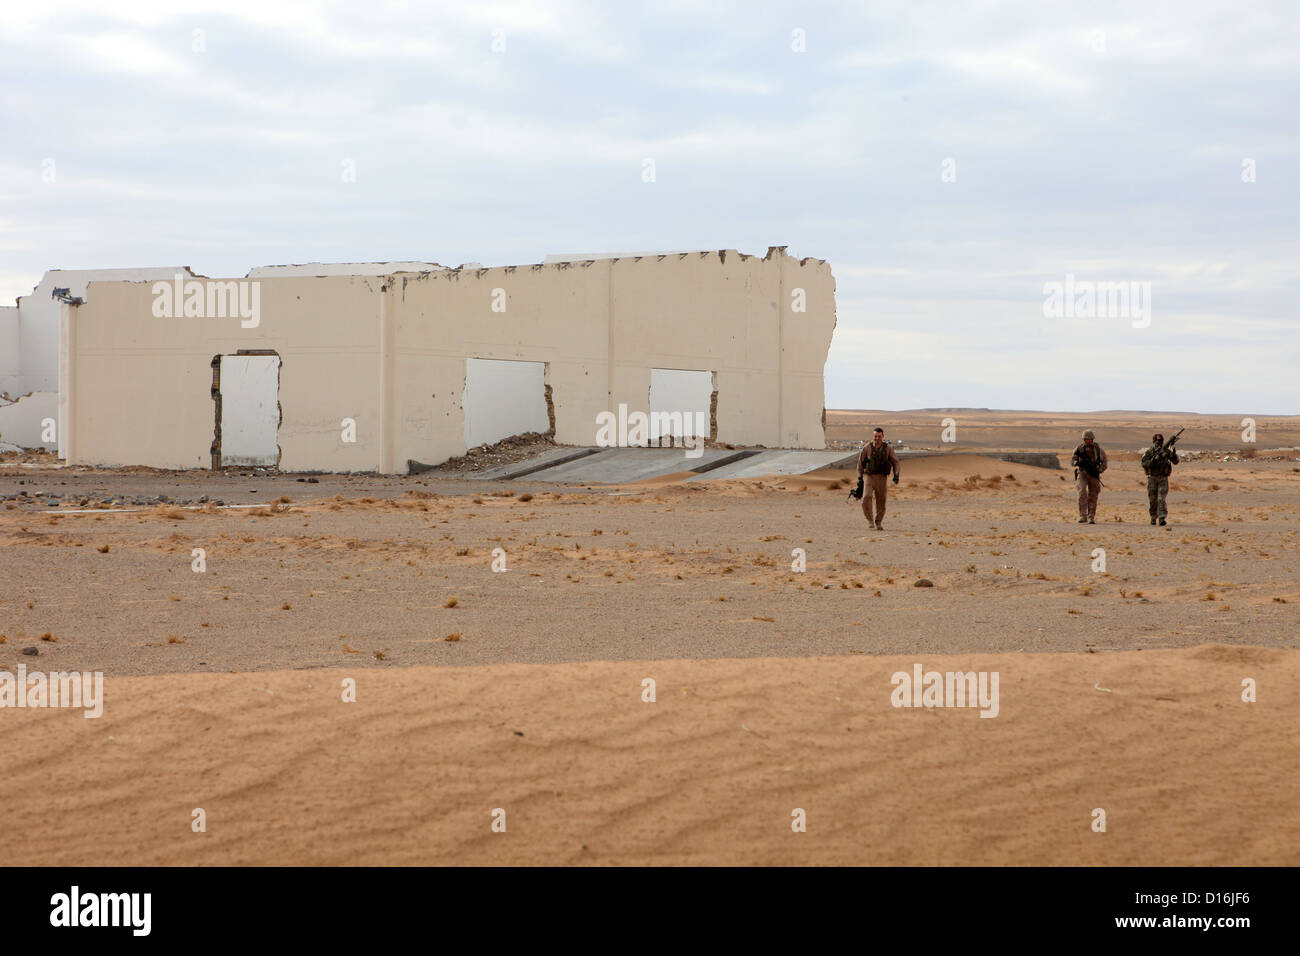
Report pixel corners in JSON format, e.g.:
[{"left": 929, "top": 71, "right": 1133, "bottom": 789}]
[
  {"left": 449, "top": 446, "right": 872, "bottom": 485},
  {"left": 516, "top": 447, "right": 749, "bottom": 484},
  {"left": 467, "top": 447, "right": 600, "bottom": 481},
  {"left": 686, "top": 450, "right": 851, "bottom": 481}
]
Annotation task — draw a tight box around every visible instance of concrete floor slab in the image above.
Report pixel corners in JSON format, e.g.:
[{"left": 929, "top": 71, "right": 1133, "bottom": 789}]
[
  {"left": 467, "top": 447, "right": 600, "bottom": 481},
  {"left": 686, "top": 450, "right": 850, "bottom": 480},
  {"left": 523, "top": 447, "right": 739, "bottom": 484}
]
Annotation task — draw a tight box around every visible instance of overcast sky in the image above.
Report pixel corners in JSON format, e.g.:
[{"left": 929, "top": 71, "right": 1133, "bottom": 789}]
[{"left": 2, "top": 1, "right": 1296, "bottom": 413}]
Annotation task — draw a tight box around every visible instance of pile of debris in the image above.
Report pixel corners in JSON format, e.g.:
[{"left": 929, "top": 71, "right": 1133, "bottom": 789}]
[
  {"left": 1, "top": 486, "right": 222, "bottom": 509},
  {"left": 0, "top": 448, "right": 62, "bottom": 466},
  {"left": 1178, "top": 448, "right": 1297, "bottom": 463},
  {"left": 427, "top": 432, "right": 558, "bottom": 474}
]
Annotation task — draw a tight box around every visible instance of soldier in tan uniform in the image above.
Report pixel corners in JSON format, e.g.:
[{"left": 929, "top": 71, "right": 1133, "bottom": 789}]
[
  {"left": 1071, "top": 429, "right": 1108, "bottom": 524},
  {"left": 856, "top": 427, "right": 901, "bottom": 530}
]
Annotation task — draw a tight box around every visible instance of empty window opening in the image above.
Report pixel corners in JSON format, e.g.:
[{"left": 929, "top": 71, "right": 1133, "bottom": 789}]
[
  {"left": 649, "top": 368, "right": 715, "bottom": 447},
  {"left": 463, "top": 358, "right": 550, "bottom": 448},
  {"left": 212, "top": 352, "right": 281, "bottom": 468}
]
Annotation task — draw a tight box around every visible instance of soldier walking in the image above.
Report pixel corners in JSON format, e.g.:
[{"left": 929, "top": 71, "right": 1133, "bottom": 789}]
[
  {"left": 1140, "top": 432, "right": 1179, "bottom": 526},
  {"left": 1071, "top": 429, "right": 1108, "bottom": 524},
  {"left": 857, "top": 427, "right": 901, "bottom": 530}
]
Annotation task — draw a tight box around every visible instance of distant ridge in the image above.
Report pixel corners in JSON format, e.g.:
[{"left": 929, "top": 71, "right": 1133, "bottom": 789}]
[{"left": 828, "top": 408, "right": 1284, "bottom": 417}]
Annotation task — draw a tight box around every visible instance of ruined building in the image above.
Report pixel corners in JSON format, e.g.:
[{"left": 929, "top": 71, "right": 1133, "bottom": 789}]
[{"left": 11, "top": 247, "right": 836, "bottom": 473}]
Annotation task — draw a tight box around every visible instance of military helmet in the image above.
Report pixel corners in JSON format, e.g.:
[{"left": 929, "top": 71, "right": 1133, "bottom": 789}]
[
  {"left": 1082, "top": 429, "right": 1095, "bottom": 440},
  {"left": 1153, "top": 433, "right": 1164, "bottom": 443}
]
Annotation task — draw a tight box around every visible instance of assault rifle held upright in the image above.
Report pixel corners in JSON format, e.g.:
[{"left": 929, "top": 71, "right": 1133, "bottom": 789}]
[{"left": 1145, "top": 426, "right": 1185, "bottom": 469}]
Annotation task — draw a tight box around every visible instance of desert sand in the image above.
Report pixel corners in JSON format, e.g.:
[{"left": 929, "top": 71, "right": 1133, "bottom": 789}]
[
  {"left": 1, "top": 412, "right": 1297, "bottom": 865},
  {"left": 1, "top": 648, "right": 1294, "bottom": 866}
]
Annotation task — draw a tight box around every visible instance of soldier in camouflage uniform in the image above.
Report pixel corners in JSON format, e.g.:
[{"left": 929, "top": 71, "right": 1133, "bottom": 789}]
[
  {"left": 1071, "top": 429, "right": 1108, "bottom": 524},
  {"left": 1140, "top": 432, "right": 1178, "bottom": 526}
]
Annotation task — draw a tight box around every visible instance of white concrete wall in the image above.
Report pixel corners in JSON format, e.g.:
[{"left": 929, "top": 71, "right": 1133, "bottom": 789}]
[
  {"left": 20, "top": 267, "right": 191, "bottom": 391},
  {"left": 3, "top": 263, "right": 447, "bottom": 456},
  {"left": 219, "top": 354, "right": 281, "bottom": 466},
  {"left": 463, "top": 358, "right": 549, "bottom": 448},
  {"left": 67, "top": 275, "right": 381, "bottom": 471},
  {"left": 7, "top": 267, "right": 194, "bottom": 452},
  {"left": 64, "top": 248, "right": 836, "bottom": 471}
]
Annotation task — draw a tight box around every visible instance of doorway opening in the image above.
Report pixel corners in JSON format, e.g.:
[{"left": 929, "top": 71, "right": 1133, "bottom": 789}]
[
  {"left": 211, "top": 351, "right": 281, "bottom": 468},
  {"left": 463, "top": 358, "right": 551, "bottom": 449}
]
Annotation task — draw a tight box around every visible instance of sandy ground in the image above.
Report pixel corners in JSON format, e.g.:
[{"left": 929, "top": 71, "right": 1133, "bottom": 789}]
[
  {"left": 0, "top": 647, "right": 1294, "bottom": 866},
  {"left": 1, "top": 416, "right": 1297, "bottom": 865},
  {"left": 3, "top": 454, "right": 1296, "bottom": 673}
]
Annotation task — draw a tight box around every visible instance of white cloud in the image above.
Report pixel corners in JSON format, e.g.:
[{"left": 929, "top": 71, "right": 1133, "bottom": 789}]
[{"left": 68, "top": 31, "right": 192, "bottom": 75}]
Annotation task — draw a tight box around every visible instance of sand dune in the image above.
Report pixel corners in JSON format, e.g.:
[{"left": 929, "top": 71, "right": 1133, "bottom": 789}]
[{"left": 0, "top": 648, "right": 1293, "bottom": 866}]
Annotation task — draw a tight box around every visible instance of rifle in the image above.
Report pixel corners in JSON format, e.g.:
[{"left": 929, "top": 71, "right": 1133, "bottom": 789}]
[
  {"left": 848, "top": 476, "right": 864, "bottom": 501},
  {"left": 1073, "top": 450, "right": 1102, "bottom": 481},
  {"left": 1072, "top": 445, "right": 1106, "bottom": 487},
  {"left": 1146, "top": 427, "right": 1185, "bottom": 469}
]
